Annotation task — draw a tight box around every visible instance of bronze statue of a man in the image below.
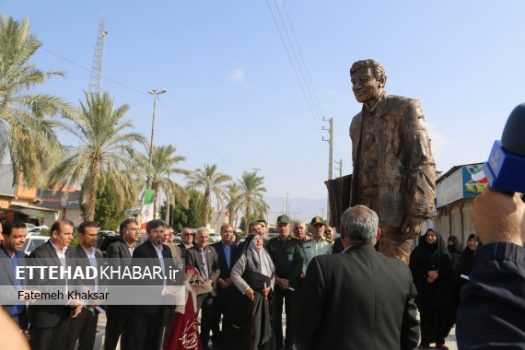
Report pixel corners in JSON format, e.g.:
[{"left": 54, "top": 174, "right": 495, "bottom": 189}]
[{"left": 349, "top": 59, "right": 436, "bottom": 262}]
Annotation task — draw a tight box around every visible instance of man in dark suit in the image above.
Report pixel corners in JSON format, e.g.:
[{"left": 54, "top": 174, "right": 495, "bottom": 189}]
[
  {"left": 66, "top": 221, "right": 103, "bottom": 350},
  {"left": 104, "top": 218, "right": 140, "bottom": 350},
  {"left": 0, "top": 220, "right": 28, "bottom": 330},
  {"left": 293, "top": 205, "right": 420, "bottom": 350},
  {"left": 28, "top": 219, "right": 79, "bottom": 350},
  {"left": 186, "top": 227, "right": 220, "bottom": 350},
  {"left": 127, "top": 219, "right": 174, "bottom": 350},
  {"left": 210, "top": 223, "right": 239, "bottom": 347}
]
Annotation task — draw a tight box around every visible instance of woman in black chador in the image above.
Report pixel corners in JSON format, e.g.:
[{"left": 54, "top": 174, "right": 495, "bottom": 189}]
[
  {"left": 228, "top": 234, "right": 275, "bottom": 350},
  {"left": 409, "top": 229, "right": 453, "bottom": 349},
  {"left": 457, "top": 234, "right": 479, "bottom": 289}
]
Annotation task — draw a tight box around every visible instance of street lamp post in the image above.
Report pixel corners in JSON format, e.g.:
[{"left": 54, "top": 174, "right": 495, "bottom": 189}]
[
  {"left": 147, "top": 89, "right": 166, "bottom": 220},
  {"left": 147, "top": 89, "right": 167, "bottom": 187}
]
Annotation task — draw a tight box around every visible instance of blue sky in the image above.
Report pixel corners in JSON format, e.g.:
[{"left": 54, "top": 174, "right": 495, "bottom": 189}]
[{"left": 3, "top": 1, "right": 525, "bottom": 212}]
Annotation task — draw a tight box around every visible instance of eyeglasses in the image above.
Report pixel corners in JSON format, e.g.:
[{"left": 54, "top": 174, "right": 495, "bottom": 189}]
[{"left": 183, "top": 233, "right": 194, "bottom": 237}]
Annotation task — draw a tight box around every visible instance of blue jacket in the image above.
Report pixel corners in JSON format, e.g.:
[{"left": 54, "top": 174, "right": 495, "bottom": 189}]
[{"left": 456, "top": 242, "right": 525, "bottom": 349}]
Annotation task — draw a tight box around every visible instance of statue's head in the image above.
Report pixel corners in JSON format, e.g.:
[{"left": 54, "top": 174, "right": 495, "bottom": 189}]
[{"left": 350, "top": 59, "right": 387, "bottom": 104}]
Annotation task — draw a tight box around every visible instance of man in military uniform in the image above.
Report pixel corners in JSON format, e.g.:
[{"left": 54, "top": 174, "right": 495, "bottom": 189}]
[
  {"left": 302, "top": 216, "right": 332, "bottom": 275},
  {"left": 292, "top": 220, "right": 308, "bottom": 242},
  {"left": 349, "top": 59, "right": 436, "bottom": 262},
  {"left": 266, "top": 215, "right": 304, "bottom": 350}
]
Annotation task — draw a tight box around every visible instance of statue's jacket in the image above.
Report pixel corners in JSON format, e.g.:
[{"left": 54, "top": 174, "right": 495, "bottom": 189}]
[{"left": 349, "top": 93, "right": 436, "bottom": 229}]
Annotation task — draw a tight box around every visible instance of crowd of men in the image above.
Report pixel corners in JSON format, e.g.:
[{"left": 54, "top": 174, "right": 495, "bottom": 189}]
[
  {"left": 1, "top": 190, "right": 524, "bottom": 350},
  {"left": 0, "top": 213, "right": 340, "bottom": 350}
]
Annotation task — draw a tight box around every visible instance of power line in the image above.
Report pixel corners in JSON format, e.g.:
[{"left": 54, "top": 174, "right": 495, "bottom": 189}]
[
  {"left": 41, "top": 47, "right": 147, "bottom": 96},
  {"left": 157, "top": 99, "right": 249, "bottom": 170},
  {"left": 264, "top": 0, "right": 320, "bottom": 127},
  {"left": 272, "top": 0, "right": 322, "bottom": 118},
  {"left": 41, "top": 47, "right": 249, "bottom": 170},
  {"left": 280, "top": 1, "right": 324, "bottom": 117}
]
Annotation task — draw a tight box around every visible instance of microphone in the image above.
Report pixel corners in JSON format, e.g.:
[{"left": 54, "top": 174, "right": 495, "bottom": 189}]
[{"left": 484, "top": 103, "right": 525, "bottom": 194}]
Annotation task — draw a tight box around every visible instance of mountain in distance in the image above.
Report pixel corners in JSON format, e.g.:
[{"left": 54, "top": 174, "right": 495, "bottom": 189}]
[{"left": 264, "top": 196, "right": 327, "bottom": 224}]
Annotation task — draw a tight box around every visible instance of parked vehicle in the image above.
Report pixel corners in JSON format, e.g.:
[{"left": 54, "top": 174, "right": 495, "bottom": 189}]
[
  {"left": 209, "top": 233, "right": 221, "bottom": 243},
  {"left": 23, "top": 235, "right": 50, "bottom": 255},
  {"left": 96, "top": 230, "right": 119, "bottom": 257}
]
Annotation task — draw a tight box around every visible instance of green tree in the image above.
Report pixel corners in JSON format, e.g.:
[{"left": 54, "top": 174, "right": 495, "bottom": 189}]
[
  {"left": 186, "top": 164, "right": 231, "bottom": 226},
  {"left": 94, "top": 179, "right": 129, "bottom": 230},
  {"left": 167, "top": 189, "right": 205, "bottom": 231},
  {"left": 238, "top": 171, "right": 269, "bottom": 233},
  {"left": 0, "top": 15, "right": 72, "bottom": 186},
  {"left": 225, "top": 182, "right": 241, "bottom": 227},
  {"left": 49, "top": 92, "right": 145, "bottom": 220},
  {"left": 136, "top": 144, "right": 188, "bottom": 217}
]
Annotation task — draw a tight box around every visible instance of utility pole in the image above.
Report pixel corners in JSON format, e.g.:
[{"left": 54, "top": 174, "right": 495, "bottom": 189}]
[
  {"left": 322, "top": 117, "right": 333, "bottom": 222},
  {"left": 334, "top": 159, "right": 343, "bottom": 178},
  {"left": 147, "top": 89, "right": 167, "bottom": 185},
  {"left": 147, "top": 89, "right": 167, "bottom": 219}
]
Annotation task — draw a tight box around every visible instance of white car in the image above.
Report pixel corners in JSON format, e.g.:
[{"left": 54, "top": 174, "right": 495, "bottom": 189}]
[
  {"left": 23, "top": 235, "right": 50, "bottom": 255},
  {"left": 209, "top": 233, "right": 221, "bottom": 243}
]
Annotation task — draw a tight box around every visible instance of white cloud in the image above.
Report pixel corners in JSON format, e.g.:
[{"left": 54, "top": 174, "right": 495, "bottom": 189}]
[{"left": 230, "top": 68, "right": 247, "bottom": 86}]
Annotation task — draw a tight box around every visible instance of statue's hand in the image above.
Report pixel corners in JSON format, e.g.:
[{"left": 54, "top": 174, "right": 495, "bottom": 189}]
[{"left": 401, "top": 217, "right": 424, "bottom": 240}]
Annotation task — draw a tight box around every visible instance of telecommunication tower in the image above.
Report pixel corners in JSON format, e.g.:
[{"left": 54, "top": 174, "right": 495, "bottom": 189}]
[{"left": 88, "top": 17, "right": 108, "bottom": 93}]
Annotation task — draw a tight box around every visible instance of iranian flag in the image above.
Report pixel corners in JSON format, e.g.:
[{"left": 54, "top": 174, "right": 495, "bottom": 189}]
[{"left": 141, "top": 188, "right": 155, "bottom": 228}]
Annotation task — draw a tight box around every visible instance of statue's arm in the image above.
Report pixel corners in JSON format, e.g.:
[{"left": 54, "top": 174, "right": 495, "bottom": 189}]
[{"left": 403, "top": 100, "right": 436, "bottom": 220}]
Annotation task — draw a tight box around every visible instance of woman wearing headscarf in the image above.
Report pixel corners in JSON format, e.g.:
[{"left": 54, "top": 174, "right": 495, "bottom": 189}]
[
  {"left": 457, "top": 234, "right": 479, "bottom": 289},
  {"left": 409, "top": 229, "right": 453, "bottom": 350},
  {"left": 228, "top": 234, "right": 275, "bottom": 350},
  {"left": 443, "top": 235, "right": 463, "bottom": 342}
]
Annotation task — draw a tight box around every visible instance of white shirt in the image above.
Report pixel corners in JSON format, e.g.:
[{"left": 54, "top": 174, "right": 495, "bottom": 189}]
[{"left": 50, "top": 240, "right": 67, "bottom": 266}]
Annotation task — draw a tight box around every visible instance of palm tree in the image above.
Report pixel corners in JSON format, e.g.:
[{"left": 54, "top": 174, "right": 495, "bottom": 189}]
[
  {"left": 225, "top": 182, "right": 242, "bottom": 227},
  {"left": 49, "top": 92, "right": 146, "bottom": 220},
  {"left": 238, "top": 171, "right": 269, "bottom": 232},
  {"left": 186, "top": 164, "right": 231, "bottom": 226},
  {"left": 136, "top": 144, "right": 188, "bottom": 222},
  {"left": 0, "top": 15, "right": 72, "bottom": 186}
]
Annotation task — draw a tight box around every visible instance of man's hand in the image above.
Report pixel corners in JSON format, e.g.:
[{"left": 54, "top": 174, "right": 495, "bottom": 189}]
[
  {"left": 276, "top": 277, "right": 289, "bottom": 290},
  {"left": 426, "top": 270, "right": 439, "bottom": 283},
  {"left": 471, "top": 188, "right": 524, "bottom": 245},
  {"left": 217, "top": 279, "right": 228, "bottom": 289},
  {"left": 245, "top": 288, "right": 255, "bottom": 301},
  {"left": 71, "top": 305, "right": 82, "bottom": 319},
  {"left": 261, "top": 287, "right": 270, "bottom": 300}
]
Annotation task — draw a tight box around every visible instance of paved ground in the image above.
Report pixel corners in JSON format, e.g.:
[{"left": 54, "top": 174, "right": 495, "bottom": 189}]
[{"left": 96, "top": 312, "right": 459, "bottom": 350}]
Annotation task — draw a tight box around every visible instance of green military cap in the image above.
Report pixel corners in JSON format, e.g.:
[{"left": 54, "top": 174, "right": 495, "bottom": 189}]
[
  {"left": 310, "top": 216, "right": 325, "bottom": 226},
  {"left": 276, "top": 215, "right": 290, "bottom": 224}
]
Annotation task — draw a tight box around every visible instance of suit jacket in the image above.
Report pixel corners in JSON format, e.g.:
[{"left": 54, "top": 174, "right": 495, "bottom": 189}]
[
  {"left": 107, "top": 239, "right": 133, "bottom": 259},
  {"left": 210, "top": 241, "right": 239, "bottom": 294},
  {"left": 185, "top": 245, "right": 220, "bottom": 286},
  {"left": 130, "top": 240, "right": 174, "bottom": 316},
  {"left": 0, "top": 245, "right": 28, "bottom": 318},
  {"left": 350, "top": 94, "right": 435, "bottom": 228},
  {"left": 27, "top": 240, "right": 70, "bottom": 328},
  {"left": 294, "top": 244, "right": 419, "bottom": 350},
  {"left": 66, "top": 245, "right": 103, "bottom": 290}
]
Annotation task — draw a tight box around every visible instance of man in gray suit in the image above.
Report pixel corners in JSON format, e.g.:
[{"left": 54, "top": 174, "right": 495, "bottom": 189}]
[
  {"left": 185, "top": 227, "right": 220, "bottom": 350},
  {"left": 66, "top": 221, "right": 103, "bottom": 350},
  {"left": 104, "top": 218, "right": 140, "bottom": 350}
]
